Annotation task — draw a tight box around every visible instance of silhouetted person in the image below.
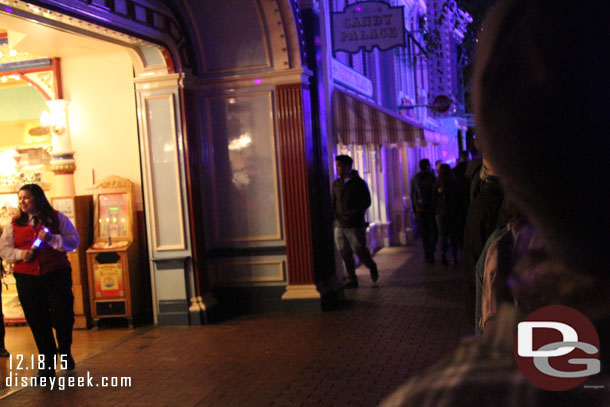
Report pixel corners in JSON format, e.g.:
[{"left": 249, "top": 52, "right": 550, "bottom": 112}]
[
  {"left": 462, "top": 158, "right": 504, "bottom": 323},
  {"left": 380, "top": 0, "right": 610, "bottom": 405},
  {"left": 410, "top": 159, "right": 437, "bottom": 264},
  {"left": 434, "top": 160, "right": 443, "bottom": 177},
  {"left": 453, "top": 151, "right": 470, "bottom": 258},
  {"left": 434, "top": 164, "right": 460, "bottom": 266},
  {"left": 332, "top": 155, "right": 378, "bottom": 288}
]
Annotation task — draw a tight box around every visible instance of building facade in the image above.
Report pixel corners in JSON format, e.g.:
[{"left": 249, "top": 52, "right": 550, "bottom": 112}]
[
  {"left": 0, "top": 0, "right": 334, "bottom": 326},
  {"left": 0, "top": 0, "right": 469, "bottom": 326},
  {"left": 312, "top": 0, "right": 470, "bottom": 254}
]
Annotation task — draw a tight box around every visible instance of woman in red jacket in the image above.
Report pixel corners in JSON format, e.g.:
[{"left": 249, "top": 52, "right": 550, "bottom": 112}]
[{"left": 0, "top": 184, "right": 80, "bottom": 377}]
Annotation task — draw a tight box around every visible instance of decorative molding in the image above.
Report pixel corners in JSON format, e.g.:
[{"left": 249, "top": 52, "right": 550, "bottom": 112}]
[
  {"left": 50, "top": 162, "right": 76, "bottom": 174},
  {"left": 288, "top": 0, "right": 308, "bottom": 67},
  {"left": 134, "top": 72, "right": 184, "bottom": 90},
  {"left": 94, "top": 175, "right": 132, "bottom": 190},
  {"left": 259, "top": 0, "right": 290, "bottom": 71},
  {"left": 141, "top": 92, "right": 187, "bottom": 252},
  {"left": 211, "top": 259, "right": 286, "bottom": 285},
  {"left": 281, "top": 284, "right": 320, "bottom": 300},
  {"left": 184, "top": 68, "right": 309, "bottom": 94}
]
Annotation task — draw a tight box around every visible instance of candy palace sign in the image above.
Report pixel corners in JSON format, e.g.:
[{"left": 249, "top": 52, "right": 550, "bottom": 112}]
[{"left": 332, "top": 1, "right": 405, "bottom": 53}]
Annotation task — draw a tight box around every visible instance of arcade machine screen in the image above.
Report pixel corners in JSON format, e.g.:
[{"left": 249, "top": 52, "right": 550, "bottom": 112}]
[{"left": 98, "top": 193, "right": 129, "bottom": 239}]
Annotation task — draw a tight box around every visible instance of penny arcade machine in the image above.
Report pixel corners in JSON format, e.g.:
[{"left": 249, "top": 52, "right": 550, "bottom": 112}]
[{"left": 86, "top": 176, "right": 142, "bottom": 328}]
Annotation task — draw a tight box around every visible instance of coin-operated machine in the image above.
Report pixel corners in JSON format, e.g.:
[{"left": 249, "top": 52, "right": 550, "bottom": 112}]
[
  {"left": 86, "top": 176, "right": 141, "bottom": 328},
  {"left": 51, "top": 195, "right": 93, "bottom": 329}
]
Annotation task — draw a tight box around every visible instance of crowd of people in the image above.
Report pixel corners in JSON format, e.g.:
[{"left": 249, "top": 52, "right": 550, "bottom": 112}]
[
  {"left": 412, "top": 148, "right": 546, "bottom": 336},
  {"left": 410, "top": 151, "right": 476, "bottom": 269},
  {"left": 382, "top": 0, "right": 610, "bottom": 404}
]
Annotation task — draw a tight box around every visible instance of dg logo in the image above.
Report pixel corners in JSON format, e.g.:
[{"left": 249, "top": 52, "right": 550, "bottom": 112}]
[{"left": 514, "top": 305, "right": 601, "bottom": 391}]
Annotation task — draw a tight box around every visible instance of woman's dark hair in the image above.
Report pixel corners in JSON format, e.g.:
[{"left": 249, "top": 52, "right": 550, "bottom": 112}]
[{"left": 15, "top": 184, "right": 57, "bottom": 227}]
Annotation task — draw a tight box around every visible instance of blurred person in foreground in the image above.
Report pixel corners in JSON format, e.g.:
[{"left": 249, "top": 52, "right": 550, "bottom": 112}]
[{"left": 380, "top": 0, "right": 610, "bottom": 405}]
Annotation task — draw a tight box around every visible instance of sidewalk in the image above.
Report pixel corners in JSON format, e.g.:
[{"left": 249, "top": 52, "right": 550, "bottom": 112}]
[{"left": 0, "top": 244, "right": 471, "bottom": 406}]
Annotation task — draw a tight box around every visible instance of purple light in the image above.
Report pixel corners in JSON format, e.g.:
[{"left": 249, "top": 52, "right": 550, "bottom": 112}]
[
  {"left": 254, "top": 79, "right": 262, "bottom": 85},
  {"left": 5, "top": 7, "right": 13, "bottom": 13},
  {"left": 356, "top": 7, "right": 361, "bottom": 11}
]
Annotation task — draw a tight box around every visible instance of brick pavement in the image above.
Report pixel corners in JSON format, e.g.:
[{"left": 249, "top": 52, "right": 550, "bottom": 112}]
[{"left": 0, "top": 244, "right": 471, "bottom": 407}]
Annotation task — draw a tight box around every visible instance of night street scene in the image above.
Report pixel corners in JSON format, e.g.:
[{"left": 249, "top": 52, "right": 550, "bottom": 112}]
[{"left": 0, "top": 0, "right": 608, "bottom": 406}]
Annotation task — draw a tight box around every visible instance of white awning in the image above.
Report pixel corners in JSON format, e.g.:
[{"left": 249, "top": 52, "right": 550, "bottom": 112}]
[{"left": 332, "top": 89, "right": 425, "bottom": 146}]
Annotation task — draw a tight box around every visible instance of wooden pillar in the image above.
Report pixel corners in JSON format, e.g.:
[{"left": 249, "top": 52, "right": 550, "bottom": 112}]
[{"left": 276, "top": 83, "right": 320, "bottom": 302}]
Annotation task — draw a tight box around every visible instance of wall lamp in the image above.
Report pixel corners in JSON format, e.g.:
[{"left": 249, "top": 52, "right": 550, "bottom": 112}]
[{"left": 40, "top": 109, "right": 65, "bottom": 135}]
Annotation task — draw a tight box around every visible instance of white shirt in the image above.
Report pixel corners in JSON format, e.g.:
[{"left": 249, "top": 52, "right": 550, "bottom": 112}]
[{"left": 0, "top": 212, "right": 80, "bottom": 264}]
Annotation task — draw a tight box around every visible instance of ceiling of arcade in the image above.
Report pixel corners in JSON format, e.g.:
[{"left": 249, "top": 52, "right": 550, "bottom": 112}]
[{"left": 0, "top": 15, "right": 125, "bottom": 91}]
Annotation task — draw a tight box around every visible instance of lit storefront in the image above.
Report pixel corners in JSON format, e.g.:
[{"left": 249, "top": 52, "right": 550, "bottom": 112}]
[{"left": 0, "top": 0, "right": 330, "bottom": 329}]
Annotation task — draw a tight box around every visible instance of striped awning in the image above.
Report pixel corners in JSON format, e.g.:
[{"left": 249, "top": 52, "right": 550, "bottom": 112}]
[{"left": 332, "top": 89, "right": 424, "bottom": 146}]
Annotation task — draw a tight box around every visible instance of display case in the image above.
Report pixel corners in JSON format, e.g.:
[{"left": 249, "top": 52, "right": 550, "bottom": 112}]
[
  {"left": 51, "top": 195, "right": 92, "bottom": 329},
  {"left": 86, "top": 176, "right": 142, "bottom": 327}
]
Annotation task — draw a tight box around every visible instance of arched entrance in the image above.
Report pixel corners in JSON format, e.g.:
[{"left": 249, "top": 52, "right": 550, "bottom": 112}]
[{"left": 1, "top": 0, "right": 328, "bottom": 325}]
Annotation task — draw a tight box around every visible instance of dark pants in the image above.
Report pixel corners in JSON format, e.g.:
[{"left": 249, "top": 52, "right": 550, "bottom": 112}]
[
  {"left": 334, "top": 227, "right": 377, "bottom": 281},
  {"left": 14, "top": 268, "right": 74, "bottom": 371},
  {"left": 436, "top": 214, "right": 458, "bottom": 261},
  {"left": 417, "top": 211, "right": 438, "bottom": 261}
]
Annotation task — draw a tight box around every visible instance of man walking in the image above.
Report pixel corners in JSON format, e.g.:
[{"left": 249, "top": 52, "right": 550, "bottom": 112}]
[
  {"left": 411, "top": 159, "right": 438, "bottom": 264},
  {"left": 332, "top": 155, "right": 378, "bottom": 289}
]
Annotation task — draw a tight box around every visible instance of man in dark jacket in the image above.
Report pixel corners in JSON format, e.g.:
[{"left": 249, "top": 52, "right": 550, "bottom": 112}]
[
  {"left": 410, "top": 159, "right": 438, "bottom": 264},
  {"left": 332, "top": 155, "right": 378, "bottom": 288}
]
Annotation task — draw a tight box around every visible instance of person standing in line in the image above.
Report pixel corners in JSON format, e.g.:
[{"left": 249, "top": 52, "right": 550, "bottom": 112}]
[
  {"left": 411, "top": 159, "right": 438, "bottom": 264},
  {"left": 461, "top": 157, "right": 504, "bottom": 324},
  {"left": 0, "top": 184, "right": 80, "bottom": 377},
  {"left": 434, "top": 164, "right": 460, "bottom": 267},
  {"left": 332, "top": 155, "right": 379, "bottom": 289},
  {"left": 453, "top": 150, "right": 471, "bottom": 257},
  {"left": 380, "top": 1, "right": 610, "bottom": 405},
  {"left": 434, "top": 160, "right": 443, "bottom": 177}
]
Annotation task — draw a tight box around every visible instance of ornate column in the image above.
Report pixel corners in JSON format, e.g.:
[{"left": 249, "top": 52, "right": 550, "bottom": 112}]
[
  {"left": 276, "top": 83, "right": 321, "bottom": 304},
  {"left": 45, "top": 99, "right": 76, "bottom": 196}
]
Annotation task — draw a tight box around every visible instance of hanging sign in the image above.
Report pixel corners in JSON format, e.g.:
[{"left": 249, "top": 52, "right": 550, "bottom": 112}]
[
  {"left": 332, "top": 2, "right": 405, "bottom": 53},
  {"left": 432, "top": 95, "right": 455, "bottom": 115}
]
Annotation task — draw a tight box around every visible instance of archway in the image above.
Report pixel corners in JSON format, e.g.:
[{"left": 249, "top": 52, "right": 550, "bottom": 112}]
[{"left": 1, "top": 0, "right": 325, "bottom": 326}]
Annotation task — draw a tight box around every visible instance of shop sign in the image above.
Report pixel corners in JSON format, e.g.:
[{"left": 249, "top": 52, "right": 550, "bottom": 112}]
[
  {"left": 432, "top": 95, "right": 455, "bottom": 116},
  {"left": 332, "top": 1, "right": 405, "bottom": 53},
  {"left": 332, "top": 58, "right": 373, "bottom": 97}
]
